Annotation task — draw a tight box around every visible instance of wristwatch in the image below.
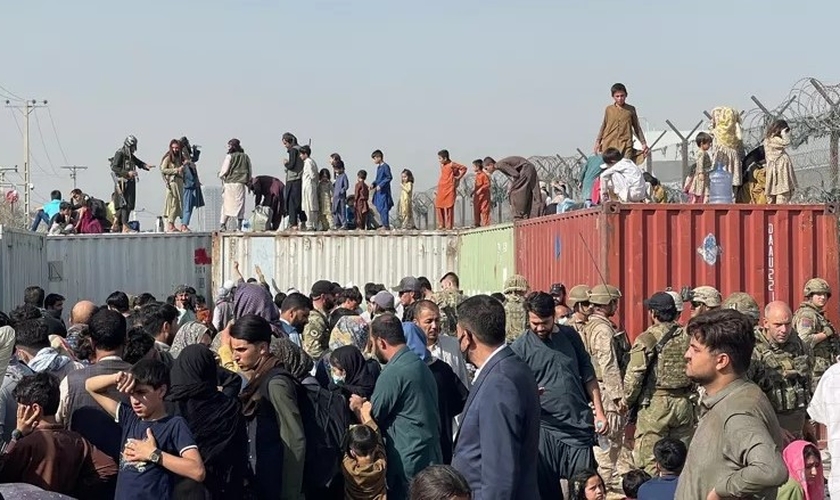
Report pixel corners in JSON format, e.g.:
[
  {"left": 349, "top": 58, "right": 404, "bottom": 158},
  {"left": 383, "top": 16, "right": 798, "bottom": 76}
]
[
  {"left": 149, "top": 448, "right": 162, "bottom": 465},
  {"left": 10, "top": 429, "right": 23, "bottom": 441}
]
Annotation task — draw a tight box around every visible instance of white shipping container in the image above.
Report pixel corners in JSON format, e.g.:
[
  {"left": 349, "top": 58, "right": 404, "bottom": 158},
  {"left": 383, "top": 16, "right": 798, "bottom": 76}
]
[
  {"left": 214, "top": 231, "right": 460, "bottom": 293},
  {"left": 0, "top": 226, "right": 47, "bottom": 313},
  {"left": 46, "top": 232, "right": 214, "bottom": 309}
]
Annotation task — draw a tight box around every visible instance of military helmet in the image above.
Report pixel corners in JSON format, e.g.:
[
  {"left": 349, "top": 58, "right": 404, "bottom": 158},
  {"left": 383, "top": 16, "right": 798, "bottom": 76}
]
[
  {"left": 804, "top": 278, "right": 831, "bottom": 297},
  {"left": 503, "top": 274, "right": 529, "bottom": 295},
  {"left": 124, "top": 135, "right": 138, "bottom": 149},
  {"left": 721, "top": 292, "right": 760, "bottom": 321},
  {"left": 691, "top": 286, "right": 722, "bottom": 307},
  {"left": 567, "top": 285, "right": 591, "bottom": 308},
  {"left": 588, "top": 284, "right": 621, "bottom": 305}
]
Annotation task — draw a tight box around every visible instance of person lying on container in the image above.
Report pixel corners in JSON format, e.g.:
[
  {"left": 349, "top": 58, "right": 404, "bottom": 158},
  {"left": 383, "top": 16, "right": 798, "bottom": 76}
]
[{"left": 598, "top": 148, "right": 646, "bottom": 203}]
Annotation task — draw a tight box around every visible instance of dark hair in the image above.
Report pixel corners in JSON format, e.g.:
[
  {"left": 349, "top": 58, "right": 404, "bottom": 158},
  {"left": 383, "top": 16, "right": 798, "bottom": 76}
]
[
  {"left": 414, "top": 300, "right": 440, "bottom": 319},
  {"left": 409, "top": 465, "right": 471, "bottom": 500},
  {"left": 130, "top": 358, "right": 170, "bottom": 390},
  {"left": 525, "top": 292, "right": 556, "bottom": 319},
  {"left": 437, "top": 149, "right": 450, "bottom": 161},
  {"left": 299, "top": 145, "right": 312, "bottom": 156},
  {"left": 570, "top": 469, "right": 604, "bottom": 500},
  {"left": 417, "top": 277, "right": 433, "bottom": 292},
  {"left": 10, "top": 304, "right": 42, "bottom": 326},
  {"left": 106, "top": 291, "right": 130, "bottom": 313},
  {"left": 652, "top": 307, "right": 678, "bottom": 323},
  {"left": 24, "top": 286, "right": 45, "bottom": 308},
  {"left": 602, "top": 147, "right": 623, "bottom": 165},
  {"left": 330, "top": 153, "right": 342, "bottom": 162},
  {"left": 402, "top": 169, "right": 414, "bottom": 183},
  {"left": 490, "top": 292, "right": 505, "bottom": 303},
  {"left": 371, "top": 149, "right": 383, "bottom": 159},
  {"left": 72, "top": 326, "right": 94, "bottom": 362},
  {"left": 50, "top": 190, "right": 62, "bottom": 200},
  {"left": 0, "top": 311, "right": 10, "bottom": 328},
  {"left": 695, "top": 132, "right": 713, "bottom": 147},
  {"left": 281, "top": 132, "right": 298, "bottom": 147},
  {"left": 70, "top": 188, "right": 82, "bottom": 197},
  {"left": 44, "top": 293, "right": 65, "bottom": 309},
  {"left": 370, "top": 313, "right": 406, "bottom": 346},
  {"left": 686, "top": 308, "right": 755, "bottom": 375},
  {"left": 653, "top": 437, "right": 688, "bottom": 473},
  {"left": 230, "top": 314, "right": 273, "bottom": 344},
  {"left": 440, "top": 272, "right": 460, "bottom": 288},
  {"left": 766, "top": 119, "right": 791, "bottom": 139},
  {"left": 124, "top": 330, "right": 156, "bottom": 364},
  {"left": 364, "top": 283, "right": 383, "bottom": 303},
  {"left": 803, "top": 443, "right": 821, "bottom": 463},
  {"left": 273, "top": 293, "right": 287, "bottom": 310},
  {"left": 89, "top": 309, "right": 128, "bottom": 352},
  {"left": 281, "top": 293, "right": 313, "bottom": 314},
  {"left": 358, "top": 170, "right": 367, "bottom": 180},
  {"left": 58, "top": 201, "right": 71, "bottom": 211},
  {"left": 345, "top": 424, "right": 378, "bottom": 458},
  {"left": 339, "top": 287, "right": 363, "bottom": 305},
  {"left": 622, "top": 469, "right": 651, "bottom": 497},
  {"left": 642, "top": 171, "right": 660, "bottom": 187},
  {"left": 141, "top": 302, "right": 179, "bottom": 338},
  {"left": 472, "top": 159, "right": 484, "bottom": 168},
  {"left": 14, "top": 319, "right": 50, "bottom": 350},
  {"left": 14, "top": 372, "right": 60, "bottom": 416},
  {"left": 483, "top": 156, "right": 496, "bottom": 166},
  {"left": 319, "top": 168, "right": 331, "bottom": 181},
  {"left": 611, "top": 83, "right": 628, "bottom": 95},
  {"left": 457, "top": 295, "right": 505, "bottom": 347}
]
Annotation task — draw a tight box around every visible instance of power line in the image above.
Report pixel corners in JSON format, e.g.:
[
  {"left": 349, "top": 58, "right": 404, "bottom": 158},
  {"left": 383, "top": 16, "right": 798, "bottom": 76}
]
[
  {"left": 45, "top": 107, "right": 69, "bottom": 164},
  {"left": 6, "top": 99, "right": 49, "bottom": 215},
  {"left": 0, "top": 83, "right": 23, "bottom": 101},
  {"left": 33, "top": 109, "right": 59, "bottom": 175},
  {"left": 7, "top": 109, "right": 51, "bottom": 177}
]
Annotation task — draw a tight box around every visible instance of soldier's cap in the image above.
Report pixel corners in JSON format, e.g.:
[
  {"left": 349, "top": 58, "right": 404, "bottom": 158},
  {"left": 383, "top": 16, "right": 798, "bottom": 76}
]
[
  {"left": 644, "top": 292, "right": 676, "bottom": 311},
  {"left": 393, "top": 276, "right": 421, "bottom": 293},
  {"left": 503, "top": 275, "right": 530, "bottom": 294},
  {"left": 691, "top": 286, "right": 722, "bottom": 307},
  {"left": 549, "top": 283, "right": 566, "bottom": 296},
  {"left": 372, "top": 290, "right": 395, "bottom": 310}
]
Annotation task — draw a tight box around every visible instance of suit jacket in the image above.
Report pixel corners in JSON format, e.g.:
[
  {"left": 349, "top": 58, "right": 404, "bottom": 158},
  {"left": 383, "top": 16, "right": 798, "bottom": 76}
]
[{"left": 451, "top": 347, "right": 540, "bottom": 500}]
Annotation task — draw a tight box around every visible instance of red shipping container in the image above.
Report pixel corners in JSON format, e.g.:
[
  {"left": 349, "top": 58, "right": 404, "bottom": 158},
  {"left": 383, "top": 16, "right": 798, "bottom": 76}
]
[{"left": 516, "top": 203, "right": 840, "bottom": 341}]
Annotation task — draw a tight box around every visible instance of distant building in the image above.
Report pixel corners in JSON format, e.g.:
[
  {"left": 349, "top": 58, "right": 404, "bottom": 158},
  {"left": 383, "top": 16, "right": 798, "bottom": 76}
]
[{"left": 196, "top": 186, "right": 223, "bottom": 232}]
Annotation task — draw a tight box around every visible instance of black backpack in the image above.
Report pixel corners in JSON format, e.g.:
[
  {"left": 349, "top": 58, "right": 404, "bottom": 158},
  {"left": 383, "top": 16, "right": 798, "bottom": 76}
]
[{"left": 297, "top": 379, "right": 349, "bottom": 490}]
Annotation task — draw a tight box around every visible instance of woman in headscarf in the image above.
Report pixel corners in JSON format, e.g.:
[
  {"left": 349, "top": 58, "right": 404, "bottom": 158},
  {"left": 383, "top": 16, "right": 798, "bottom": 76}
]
[
  {"left": 777, "top": 440, "right": 825, "bottom": 500},
  {"left": 328, "top": 346, "right": 378, "bottom": 400},
  {"left": 212, "top": 282, "right": 284, "bottom": 362},
  {"left": 170, "top": 321, "right": 212, "bottom": 358},
  {"left": 167, "top": 344, "right": 248, "bottom": 499}
]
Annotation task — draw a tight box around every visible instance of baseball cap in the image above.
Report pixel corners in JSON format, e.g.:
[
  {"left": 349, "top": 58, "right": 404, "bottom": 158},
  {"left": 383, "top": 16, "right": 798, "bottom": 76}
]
[
  {"left": 311, "top": 280, "right": 340, "bottom": 297},
  {"left": 393, "top": 276, "right": 421, "bottom": 293},
  {"left": 373, "top": 290, "right": 395, "bottom": 310},
  {"left": 549, "top": 283, "right": 566, "bottom": 296},
  {"left": 643, "top": 292, "right": 676, "bottom": 311}
]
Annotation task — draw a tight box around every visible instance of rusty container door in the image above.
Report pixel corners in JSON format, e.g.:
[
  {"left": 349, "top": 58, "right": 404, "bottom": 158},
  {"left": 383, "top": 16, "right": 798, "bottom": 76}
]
[{"left": 516, "top": 203, "right": 840, "bottom": 341}]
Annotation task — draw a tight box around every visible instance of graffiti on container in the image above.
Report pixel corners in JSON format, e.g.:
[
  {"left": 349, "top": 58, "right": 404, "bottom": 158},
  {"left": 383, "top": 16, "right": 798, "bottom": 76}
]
[
  {"left": 697, "top": 233, "right": 721, "bottom": 266},
  {"left": 767, "top": 223, "right": 775, "bottom": 302},
  {"left": 554, "top": 236, "right": 562, "bottom": 260}
]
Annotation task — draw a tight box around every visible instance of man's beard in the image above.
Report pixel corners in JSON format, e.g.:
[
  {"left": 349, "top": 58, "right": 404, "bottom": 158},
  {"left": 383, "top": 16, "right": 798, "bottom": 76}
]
[{"left": 374, "top": 344, "right": 388, "bottom": 364}]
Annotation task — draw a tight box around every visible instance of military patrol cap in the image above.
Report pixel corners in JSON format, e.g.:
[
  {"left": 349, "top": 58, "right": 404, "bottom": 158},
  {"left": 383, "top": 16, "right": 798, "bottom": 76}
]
[
  {"left": 567, "top": 285, "right": 591, "bottom": 308},
  {"left": 804, "top": 278, "right": 831, "bottom": 297},
  {"left": 721, "top": 292, "right": 760, "bottom": 321},
  {"left": 644, "top": 292, "right": 676, "bottom": 311},
  {"left": 503, "top": 275, "right": 529, "bottom": 294},
  {"left": 588, "top": 284, "right": 621, "bottom": 305},
  {"left": 691, "top": 286, "right": 721, "bottom": 307}
]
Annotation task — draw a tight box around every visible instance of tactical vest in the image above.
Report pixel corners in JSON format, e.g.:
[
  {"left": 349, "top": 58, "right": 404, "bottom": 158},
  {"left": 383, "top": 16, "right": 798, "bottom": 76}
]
[
  {"left": 583, "top": 314, "right": 629, "bottom": 379},
  {"left": 434, "top": 290, "right": 465, "bottom": 337},
  {"left": 793, "top": 302, "right": 839, "bottom": 380},
  {"left": 504, "top": 294, "right": 527, "bottom": 343},
  {"left": 650, "top": 323, "right": 691, "bottom": 390},
  {"left": 752, "top": 330, "right": 811, "bottom": 413}
]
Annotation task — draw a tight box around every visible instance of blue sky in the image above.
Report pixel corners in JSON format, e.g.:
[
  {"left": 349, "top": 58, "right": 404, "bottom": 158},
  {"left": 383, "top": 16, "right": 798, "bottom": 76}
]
[{"left": 1, "top": 0, "right": 838, "bottom": 219}]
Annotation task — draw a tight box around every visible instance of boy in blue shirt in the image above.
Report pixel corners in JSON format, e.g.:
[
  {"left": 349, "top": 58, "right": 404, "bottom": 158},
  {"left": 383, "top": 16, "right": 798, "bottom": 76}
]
[
  {"left": 637, "top": 437, "right": 686, "bottom": 500},
  {"left": 86, "top": 359, "right": 205, "bottom": 500},
  {"left": 30, "top": 189, "right": 63, "bottom": 232}
]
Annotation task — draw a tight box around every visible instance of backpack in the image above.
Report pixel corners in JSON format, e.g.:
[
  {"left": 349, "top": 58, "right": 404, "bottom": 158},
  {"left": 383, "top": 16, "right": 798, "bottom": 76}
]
[{"left": 297, "top": 379, "right": 349, "bottom": 490}]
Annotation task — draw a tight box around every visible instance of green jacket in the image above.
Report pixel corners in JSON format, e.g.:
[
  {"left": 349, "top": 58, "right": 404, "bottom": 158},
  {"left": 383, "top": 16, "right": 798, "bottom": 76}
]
[{"left": 222, "top": 152, "right": 252, "bottom": 185}]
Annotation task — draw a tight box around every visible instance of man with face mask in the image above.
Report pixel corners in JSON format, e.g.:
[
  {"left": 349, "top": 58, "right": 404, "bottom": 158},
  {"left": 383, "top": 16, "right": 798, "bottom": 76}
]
[
  {"left": 349, "top": 313, "right": 441, "bottom": 499},
  {"left": 748, "top": 301, "right": 813, "bottom": 443},
  {"left": 302, "top": 281, "right": 338, "bottom": 359},
  {"left": 110, "top": 135, "right": 154, "bottom": 233},
  {"left": 451, "top": 295, "right": 540, "bottom": 499}
]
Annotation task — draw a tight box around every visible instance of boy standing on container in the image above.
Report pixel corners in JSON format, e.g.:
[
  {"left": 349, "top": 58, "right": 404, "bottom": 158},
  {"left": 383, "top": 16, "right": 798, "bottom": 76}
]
[
  {"left": 355, "top": 170, "right": 370, "bottom": 230},
  {"left": 331, "top": 154, "right": 349, "bottom": 229},
  {"left": 599, "top": 148, "right": 647, "bottom": 203},
  {"left": 434, "top": 150, "right": 467, "bottom": 230},
  {"left": 594, "top": 83, "right": 648, "bottom": 165},
  {"left": 371, "top": 150, "right": 394, "bottom": 230},
  {"left": 470, "top": 159, "right": 491, "bottom": 227}
]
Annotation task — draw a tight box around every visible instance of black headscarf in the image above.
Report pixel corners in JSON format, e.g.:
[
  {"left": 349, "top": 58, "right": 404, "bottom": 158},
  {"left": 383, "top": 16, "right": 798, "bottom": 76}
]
[
  {"left": 330, "top": 345, "right": 377, "bottom": 399},
  {"left": 167, "top": 345, "right": 246, "bottom": 464}
]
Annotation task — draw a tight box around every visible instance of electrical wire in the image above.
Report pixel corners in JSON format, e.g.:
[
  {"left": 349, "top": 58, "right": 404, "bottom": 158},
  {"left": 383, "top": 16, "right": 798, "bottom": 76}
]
[
  {"left": 33, "top": 109, "right": 60, "bottom": 175},
  {"left": 45, "top": 107, "right": 70, "bottom": 164},
  {"left": 8, "top": 108, "right": 56, "bottom": 177},
  {"left": 0, "top": 82, "right": 23, "bottom": 101}
]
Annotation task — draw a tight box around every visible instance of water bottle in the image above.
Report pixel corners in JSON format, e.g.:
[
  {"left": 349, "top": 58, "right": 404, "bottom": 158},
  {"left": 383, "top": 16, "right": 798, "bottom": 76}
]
[
  {"left": 708, "top": 162, "right": 733, "bottom": 204},
  {"left": 596, "top": 420, "right": 609, "bottom": 451},
  {"left": 155, "top": 217, "right": 164, "bottom": 233}
]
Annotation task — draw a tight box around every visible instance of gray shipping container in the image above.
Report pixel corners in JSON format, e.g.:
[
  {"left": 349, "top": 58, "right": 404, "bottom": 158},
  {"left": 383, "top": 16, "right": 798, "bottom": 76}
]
[{"left": 0, "top": 226, "right": 47, "bottom": 313}]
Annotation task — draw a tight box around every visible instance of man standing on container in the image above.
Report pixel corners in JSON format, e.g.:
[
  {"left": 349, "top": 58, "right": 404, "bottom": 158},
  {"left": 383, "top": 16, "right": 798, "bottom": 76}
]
[
  {"left": 110, "top": 135, "right": 155, "bottom": 233},
  {"left": 676, "top": 309, "right": 788, "bottom": 499},
  {"left": 371, "top": 149, "right": 394, "bottom": 230},
  {"left": 482, "top": 156, "right": 544, "bottom": 221},
  {"left": 793, "top": 278, "right": 840, "bottom": 392},
  {"left": 218, "top": 138, "right": 252, "bottom": 231}
]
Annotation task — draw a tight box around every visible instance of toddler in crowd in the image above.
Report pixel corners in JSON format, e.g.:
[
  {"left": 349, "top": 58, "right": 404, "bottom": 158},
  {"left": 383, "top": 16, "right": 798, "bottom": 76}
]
[{"left": 342, "top": 401, "right": 386, "bottom": 500}]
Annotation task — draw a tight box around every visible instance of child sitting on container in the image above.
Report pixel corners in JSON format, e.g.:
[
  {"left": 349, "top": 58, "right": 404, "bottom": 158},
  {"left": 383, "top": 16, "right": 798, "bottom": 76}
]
[
  {"left": 342, "top": 401, "right": 386, "bottom": 500},
  {"left": 685, "top": 132, "right": 712, "bottom": 203},
  {"left": 599, "top": 147, "right": 646, "bottom": 203},
  {"left": 643, "top": 172, "right": 668, "bottom": 203}
]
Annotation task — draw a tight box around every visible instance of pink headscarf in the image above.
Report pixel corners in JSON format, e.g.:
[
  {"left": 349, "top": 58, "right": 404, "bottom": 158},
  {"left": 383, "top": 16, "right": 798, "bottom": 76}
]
[{"left": 782, "top": 440, "right": 825, "bottom": 500}]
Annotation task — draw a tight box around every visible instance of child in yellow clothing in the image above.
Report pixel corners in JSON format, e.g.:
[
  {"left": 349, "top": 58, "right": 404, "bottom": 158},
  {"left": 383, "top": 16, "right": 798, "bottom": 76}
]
[{"left": 343, "top": 401, "right": 387, "bottom": 500}]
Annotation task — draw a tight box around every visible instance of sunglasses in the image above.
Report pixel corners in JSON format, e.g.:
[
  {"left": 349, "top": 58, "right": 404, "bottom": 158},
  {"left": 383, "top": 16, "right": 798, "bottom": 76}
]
[{"left": 690, "top": 301, "right": 703, "bottom": 309}]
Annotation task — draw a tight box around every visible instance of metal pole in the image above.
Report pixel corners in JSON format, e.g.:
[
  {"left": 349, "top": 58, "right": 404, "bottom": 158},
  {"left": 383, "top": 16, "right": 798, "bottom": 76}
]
[
  {"left": 6, "top": 99, "right": 47, "bottom": 216},
  {"left": 61, "top": 165, "right": 88, "bottom": 190}
]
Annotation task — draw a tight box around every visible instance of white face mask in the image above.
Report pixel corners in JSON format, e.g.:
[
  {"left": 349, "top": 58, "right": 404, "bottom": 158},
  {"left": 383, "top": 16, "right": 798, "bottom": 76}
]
[{"left": 557, "top": 317, "right": 569, "bottom": 326}]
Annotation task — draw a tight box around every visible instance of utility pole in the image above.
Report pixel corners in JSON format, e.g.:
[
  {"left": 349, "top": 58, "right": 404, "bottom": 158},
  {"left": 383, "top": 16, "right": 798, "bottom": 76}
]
[
  {"left": 0, "top": 165, "right": 17, "bottom": 185},
  {"left": 61, "top": 165, "right": 88, "bottom": 189},
  {"left": 5, "top": 99, "right": 48, "bottom": 215}
]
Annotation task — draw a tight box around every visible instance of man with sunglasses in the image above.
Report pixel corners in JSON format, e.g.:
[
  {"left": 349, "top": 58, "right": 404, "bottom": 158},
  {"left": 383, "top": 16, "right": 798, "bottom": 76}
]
[
  {"left": 689, "top": 286, "right": 722, "bottom": 317},
  {"left": 567, "top": 285, "right": 593, "bottom": 336}
]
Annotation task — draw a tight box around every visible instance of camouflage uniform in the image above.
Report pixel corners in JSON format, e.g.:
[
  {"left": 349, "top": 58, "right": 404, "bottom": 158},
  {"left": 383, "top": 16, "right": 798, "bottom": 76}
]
[
  {"left": 567, "top": 285, "right": 591, "bottom": 338},
  {"left": 433, "top": 289, "right": 467, "bottom": 337},
  {"left": 722, "top": 292, "right": 761, "bottom": 326},
  {"left": 503, "top": 275, "right": 529, "bottom": 343},
  {"left": 794, "top": 301, "right": 839, "bottom": 391},
  {"left": 582, "top": 305, "right": 632, "bottom": 498},
  {"left": 302, "top": 308, "right": 329, "bottom": 359},
  {"left": 623, "top": 321, "right": 695, "bottom": 474},
  {"left": 748, "top": 327, "right": 812, "bottom": 438}
]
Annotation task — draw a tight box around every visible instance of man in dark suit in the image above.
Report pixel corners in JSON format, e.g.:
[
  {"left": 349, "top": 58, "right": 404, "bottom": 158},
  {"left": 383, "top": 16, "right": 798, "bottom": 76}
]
[{"left": 451, "top": 295, "right": 540, "bottom": 499}]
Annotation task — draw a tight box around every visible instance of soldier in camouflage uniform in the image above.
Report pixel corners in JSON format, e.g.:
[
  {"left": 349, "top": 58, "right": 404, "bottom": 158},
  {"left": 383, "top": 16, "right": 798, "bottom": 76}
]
[
  {"left": 793, "top": 278, "right": 839, "bottom": 392},
  {"left": 689, "top": 285, "right": 721, "bottom": 318},
  {"left": 722, "top": 292, "right": 761, "bottom": 328},
  {"left": 433, "top": 272, "right": 467, "bottom": 337},
  {"left": 568, "top": 285, "right": 592, "bottom": 337},
  {"left": 582, "top": 284, "right": 632, "bottom": 499},
  {"left": 623, "top": 292, "right": 695, "bottom": 474},
  {"left": 503, "top": 274, "right": 530, "bottom": 343},
  {"left": 749, "top": 301, "right": 813, "bottom": 440}
]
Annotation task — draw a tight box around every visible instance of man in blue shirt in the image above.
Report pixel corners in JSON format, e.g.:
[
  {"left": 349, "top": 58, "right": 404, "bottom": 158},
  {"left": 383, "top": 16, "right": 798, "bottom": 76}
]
[
  {"left": 637, "top": 437, "right": 686, "bottom": 500},
  {"left": 30, "top": 189, "right": 63, "bottom": 232}
]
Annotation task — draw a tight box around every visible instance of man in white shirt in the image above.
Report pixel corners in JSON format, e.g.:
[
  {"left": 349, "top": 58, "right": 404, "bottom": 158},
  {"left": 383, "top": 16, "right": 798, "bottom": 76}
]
[
  {"left": 599, "top": 147, "right": 646, "bottom": 203},
  {"left": 808, "top": 362, "right": 840, "bottom": 499},
  {"left": 413, "top": 300, "right": 470, "bottom": 388}
]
